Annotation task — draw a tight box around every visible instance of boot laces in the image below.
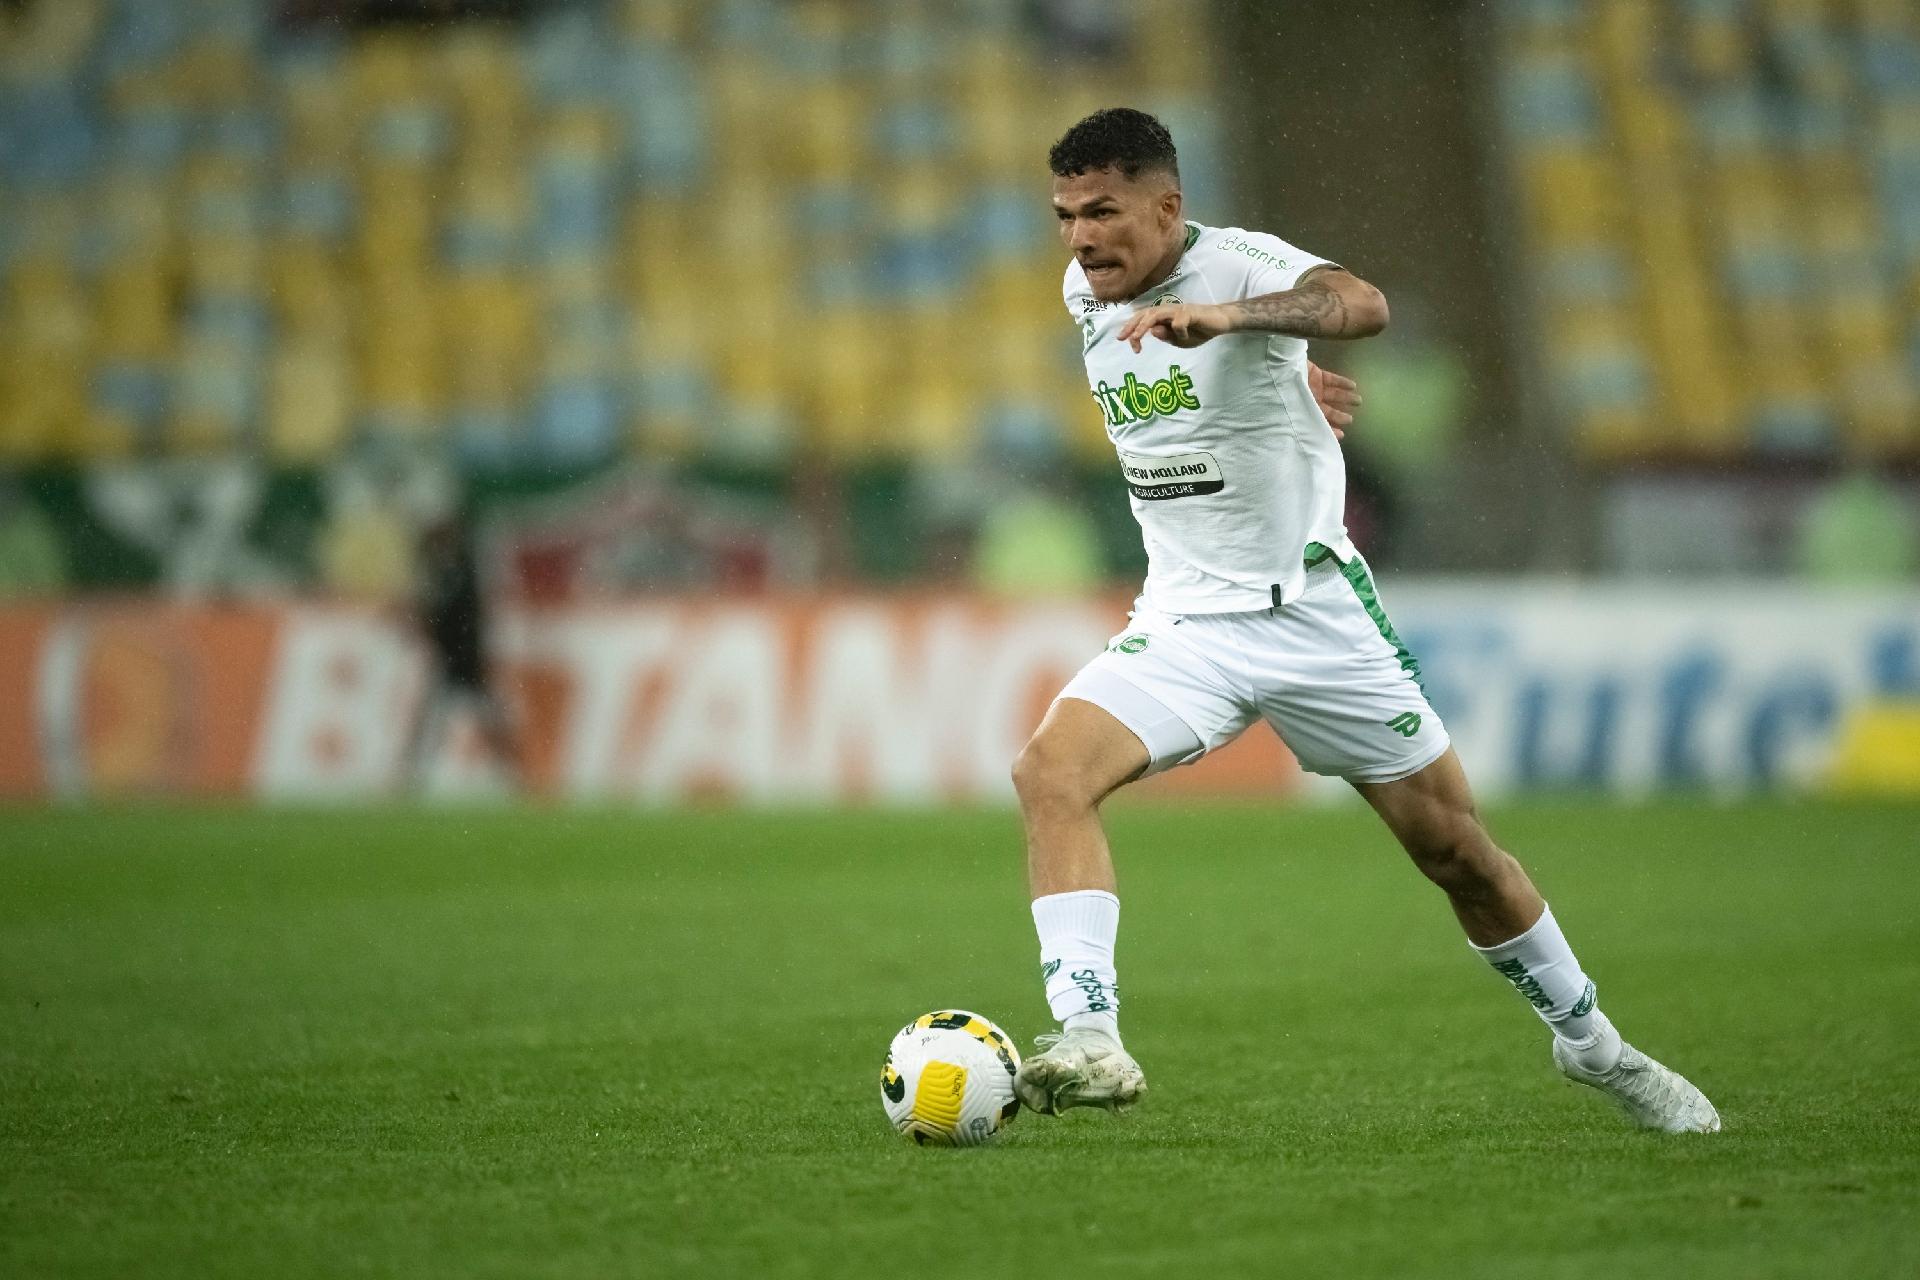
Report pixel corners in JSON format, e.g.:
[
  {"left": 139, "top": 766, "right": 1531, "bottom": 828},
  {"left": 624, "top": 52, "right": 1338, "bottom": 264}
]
[{"left": 1613, "top": 1055, "right": 1688, "bottom": 1115}]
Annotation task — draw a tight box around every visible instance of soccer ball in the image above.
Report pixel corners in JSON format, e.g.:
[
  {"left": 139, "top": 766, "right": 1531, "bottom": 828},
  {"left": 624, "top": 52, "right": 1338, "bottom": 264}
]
[{"left": 880, "top": 1010, "right": 1023, "bottom": 1146}]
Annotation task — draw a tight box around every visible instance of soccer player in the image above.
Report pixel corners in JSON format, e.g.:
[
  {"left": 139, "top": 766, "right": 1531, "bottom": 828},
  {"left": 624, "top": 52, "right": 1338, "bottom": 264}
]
[
  {"left": 1013, "top": 108, "right": 1719, "bottom": 1134},
  {"left": 409, "top": 508, "right": 521, "bottom": 790}
]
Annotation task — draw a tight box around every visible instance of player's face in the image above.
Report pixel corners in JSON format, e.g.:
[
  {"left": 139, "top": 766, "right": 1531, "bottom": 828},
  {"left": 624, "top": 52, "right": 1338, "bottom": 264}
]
[{"left": 1051, "top": 168, "right": 1183, "bottom": 302}]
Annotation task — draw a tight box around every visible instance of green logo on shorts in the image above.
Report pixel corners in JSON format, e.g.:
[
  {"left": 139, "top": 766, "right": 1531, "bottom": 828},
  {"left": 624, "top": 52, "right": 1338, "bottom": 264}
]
[
  {"left": 1387, "top": 712, "right": 1421, "bottom": 737},
  {"left": 1113, "top": 635, "right": 1149, "bottom": 654}
]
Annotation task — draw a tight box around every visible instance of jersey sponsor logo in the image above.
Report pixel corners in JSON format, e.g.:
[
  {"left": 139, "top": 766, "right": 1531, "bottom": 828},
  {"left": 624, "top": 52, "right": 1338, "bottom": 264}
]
[
  {"left": 1217, "top": 232, "right": 1289, "bottom": 272},
  {"left": 1081, "top": 298, "right": 1110, "bottom": 313},
  {"left": 1119, "top": 449, "right": 1224, "bottom": 502},
  {"left": 1091, "top": 364, "right": 1201, "bottom": 427},
  {"left": 1109, "top": 634, "right": 1149, "bottom": 654},
  {"left": 1387, "top": 711, "right": 1421, "bottom": 737}
]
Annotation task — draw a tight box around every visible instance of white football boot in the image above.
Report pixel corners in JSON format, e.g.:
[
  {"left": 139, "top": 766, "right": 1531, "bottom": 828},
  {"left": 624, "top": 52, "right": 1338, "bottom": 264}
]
[
  {"left": 1552, "top": 1014, "right": 1721, "bottom": 1134},
  {"left": 1015, "top": 1027, "right": 1146, "bottom": 1115}
]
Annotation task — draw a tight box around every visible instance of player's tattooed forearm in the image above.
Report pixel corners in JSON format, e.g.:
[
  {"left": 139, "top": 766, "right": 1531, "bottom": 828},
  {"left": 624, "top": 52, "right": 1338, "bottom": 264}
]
[{"left": 1228, "top": 280, "right": 1351, "bottom": 338}]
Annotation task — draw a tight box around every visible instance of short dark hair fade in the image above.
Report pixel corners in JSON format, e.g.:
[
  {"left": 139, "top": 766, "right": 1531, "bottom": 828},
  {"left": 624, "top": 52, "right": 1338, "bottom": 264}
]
[{"left": 1048, "top": 107, "right": 1180, "bottom": 183}]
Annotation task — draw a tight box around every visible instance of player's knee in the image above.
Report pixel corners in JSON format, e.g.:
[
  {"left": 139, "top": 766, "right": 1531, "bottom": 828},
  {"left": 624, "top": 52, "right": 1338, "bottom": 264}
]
[
  {"left": 1011, "top": 733, "right": 1103, "bottom": 815},
  {"left": 1403, "top": 808, "right": 1498, "bottom": 891}
]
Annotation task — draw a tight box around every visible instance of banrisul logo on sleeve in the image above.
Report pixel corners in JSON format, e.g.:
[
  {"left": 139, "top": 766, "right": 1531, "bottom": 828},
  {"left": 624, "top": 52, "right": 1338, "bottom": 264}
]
[
  {"left": 1091, "top": 364, "right": 1200, "bottom": 428},
  {"left": 1121, "top": 449, "right": 1224, "bottom": 501}
]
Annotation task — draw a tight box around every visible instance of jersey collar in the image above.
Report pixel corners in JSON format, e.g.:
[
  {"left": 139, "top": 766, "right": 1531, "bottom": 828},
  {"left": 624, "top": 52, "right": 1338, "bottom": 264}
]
[{"left": 1130, "top": 222, "right": 1204, "bottom": 302}]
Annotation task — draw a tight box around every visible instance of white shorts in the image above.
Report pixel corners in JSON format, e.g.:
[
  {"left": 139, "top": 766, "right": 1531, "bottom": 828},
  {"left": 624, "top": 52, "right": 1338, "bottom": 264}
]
[{"left": 1055, "top": 553, "right": 1449, "bottom": 784}]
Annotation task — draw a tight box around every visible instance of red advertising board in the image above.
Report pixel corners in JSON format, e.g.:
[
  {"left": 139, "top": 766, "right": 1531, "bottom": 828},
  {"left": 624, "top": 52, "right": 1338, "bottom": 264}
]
[{"left": 0, "top": 599, "right": 1301, "bottom": 802}]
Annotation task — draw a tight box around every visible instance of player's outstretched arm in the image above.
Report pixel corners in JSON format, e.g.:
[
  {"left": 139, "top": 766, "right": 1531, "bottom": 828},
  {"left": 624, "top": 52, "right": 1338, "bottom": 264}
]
[
  {"left": 1116, "top": 266, "right": 1388, "bottom": 351},
  {"left": 1227, "top": 266, "right": 1388, "bottom": 341}
]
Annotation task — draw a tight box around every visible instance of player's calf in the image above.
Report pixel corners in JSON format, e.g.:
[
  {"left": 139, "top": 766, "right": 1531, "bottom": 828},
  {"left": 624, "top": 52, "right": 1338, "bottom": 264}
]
[{"left": 1360, "top": 754, "right": 1719, "bottom": 1132}]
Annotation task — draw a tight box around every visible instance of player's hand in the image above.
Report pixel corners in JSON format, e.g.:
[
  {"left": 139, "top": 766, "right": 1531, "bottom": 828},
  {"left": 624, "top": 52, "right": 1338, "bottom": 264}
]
[
  {"left": 1308, "top": 361, "right": 1361, "bottom": 440},
  {"left": 1115, "top": 302, "right": 1235, "bottom": 352}
]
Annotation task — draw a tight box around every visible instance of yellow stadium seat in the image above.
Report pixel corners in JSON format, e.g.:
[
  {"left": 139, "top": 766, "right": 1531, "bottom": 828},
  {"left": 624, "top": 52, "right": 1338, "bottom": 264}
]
[
  {"left": 356, "top": 281, "right": 447, "bottom": 425},
  {"left": 280, "top": 72, "right": 354, "bottom": 168},
  {"left": 0, "top": 345, "right": 86, "bottom": 460},
  {"left": 0, "top": 0, "right": 102, "bottom": 77},
  {"left": 1134, "top": 0, "right": 1207, "bottom": 91},
  {"left": 266, "top": 342, "right": 354, "bottom": 464},
  {"left": 350, "top": 32, "right": 437, "bottom": 110},
  {"left": 618, "top": 0, "right": 699, "bottom": 43},
  {"left": 793, "top": 82, "right": 864, "bottom": 181},
  {"left": 183, "top": 233, "right": 265, "bottom": 301},
  {"left": 173, "top": 35, "right": 255, "bottom": 110},
  {"left": 0, "top": 0, "right": 1250, "bottom": 474},
  {"left": 1682, "top": 11, "right": 1750, "bottom": 83},
  {"left": 271, "top": 243, "right": 351, "bottom": 339},
  {"left": 94, "top": 266, "right": 174, "bottom": 363},
  {"left": 317, "top": 506, "right": 415, "bottom": 606},
  {"left": 802, "top": 307, "right": 886, "bottom": 458},
  {"left": 913, "top": 383, "right": 974, "bottom": 461},
  {"left": 95, "top": 172, "right": 172, "bottom": 261}
]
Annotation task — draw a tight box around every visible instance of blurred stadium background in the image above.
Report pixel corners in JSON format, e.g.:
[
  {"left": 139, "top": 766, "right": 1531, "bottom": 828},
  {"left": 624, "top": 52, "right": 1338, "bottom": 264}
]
[
  {"left": 7, "top": 5, "right": 1920, "bottom": 1277},
  {"left": 0, "top": 0, "right": 1916, "bottom": 802}
]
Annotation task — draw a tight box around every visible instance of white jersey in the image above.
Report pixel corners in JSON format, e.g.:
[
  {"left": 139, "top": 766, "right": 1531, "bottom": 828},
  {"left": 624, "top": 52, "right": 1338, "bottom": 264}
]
[{"left": 1065, "top": 221, "right": 1357, "bottom": 614}]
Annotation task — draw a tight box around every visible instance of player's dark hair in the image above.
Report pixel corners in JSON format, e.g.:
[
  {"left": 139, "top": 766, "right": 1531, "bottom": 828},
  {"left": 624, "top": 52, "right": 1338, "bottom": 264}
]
[{"left": 1048, "top": 107, "right": 1180, "bottom": 183}]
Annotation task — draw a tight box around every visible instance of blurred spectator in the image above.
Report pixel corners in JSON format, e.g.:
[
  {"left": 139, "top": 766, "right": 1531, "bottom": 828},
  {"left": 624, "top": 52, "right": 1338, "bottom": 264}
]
[
  {"left": 1794, "top": 470, "right": 1920, "bottom": 583},
  {"left": 317, "top": 497, "right": 416, "bottom": 604},
  {"left": 316, "top": 448, "right": 454, "bottom": 603},
  {"left": 1341, "top": 300, "right": 1468, "bottom": 564},
  {"left": 1344, "top": 300, "right": 1468, "bottom": 485},
  {"left": 972, "top": 481, "right": 1107, "bottom": 597},
  {"left": 409, "top": 507, "right": 520, "bottom": 787},
  {"left": 0, "top": 479, "right": 68, "bottom": 598}
]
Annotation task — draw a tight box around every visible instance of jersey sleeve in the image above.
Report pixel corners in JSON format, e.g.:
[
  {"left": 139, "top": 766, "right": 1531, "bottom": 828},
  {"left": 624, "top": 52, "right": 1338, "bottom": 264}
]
[
  {"left": 1062, "top": 260, "right": 1089, "bottom": 318},
  {"left": 1224, "top": 230, "right": 1338, "bottom": 299}
]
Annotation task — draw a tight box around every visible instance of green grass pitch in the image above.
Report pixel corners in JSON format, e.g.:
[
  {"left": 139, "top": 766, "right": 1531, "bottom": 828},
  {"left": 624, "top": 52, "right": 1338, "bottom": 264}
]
[{"left": 4, "top": 799, "right": 1917, "bottom": 1278}]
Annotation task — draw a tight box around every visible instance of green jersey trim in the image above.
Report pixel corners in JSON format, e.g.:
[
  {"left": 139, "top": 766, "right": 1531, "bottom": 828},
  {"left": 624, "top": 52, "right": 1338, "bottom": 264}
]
[{"left": 1303, "top": 541, "right": 1425, "bottom": 691}]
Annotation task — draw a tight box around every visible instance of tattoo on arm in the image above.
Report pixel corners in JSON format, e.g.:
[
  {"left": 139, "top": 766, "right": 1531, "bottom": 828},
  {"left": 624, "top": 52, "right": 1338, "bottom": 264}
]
[{"left": 1227, "top": 278, "right": 1352, "bottom": 339}]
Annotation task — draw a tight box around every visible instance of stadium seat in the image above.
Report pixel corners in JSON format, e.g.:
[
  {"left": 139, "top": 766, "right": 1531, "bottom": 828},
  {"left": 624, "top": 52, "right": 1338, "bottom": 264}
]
[{"left": 1500, "top": 0, "right": 1920, "bottom": 459}]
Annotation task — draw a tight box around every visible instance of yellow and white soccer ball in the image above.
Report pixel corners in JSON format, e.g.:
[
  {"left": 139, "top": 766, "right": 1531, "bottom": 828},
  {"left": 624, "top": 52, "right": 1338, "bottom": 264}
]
[{"left": 880, "top": 1010, "right": 1022, "bottom": 1146}]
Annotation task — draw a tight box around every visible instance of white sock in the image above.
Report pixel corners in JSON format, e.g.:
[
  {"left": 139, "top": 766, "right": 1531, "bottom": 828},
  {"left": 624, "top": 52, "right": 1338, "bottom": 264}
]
[
  {"left": 1031, "top": 889, "right": 1121, "bottom": 1042},
  {"left": 1472, "top": 904, "right": 1610, "bottom": 1051}
]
